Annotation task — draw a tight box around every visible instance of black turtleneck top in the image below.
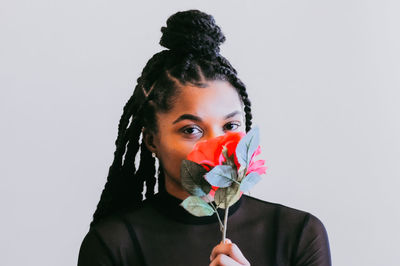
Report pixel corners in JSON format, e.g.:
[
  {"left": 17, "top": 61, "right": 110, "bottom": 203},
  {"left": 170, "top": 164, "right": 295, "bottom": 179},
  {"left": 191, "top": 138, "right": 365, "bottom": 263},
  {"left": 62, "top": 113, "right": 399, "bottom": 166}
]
[{"left": 78, "top": 191, "right": 331, "bottom": 266}]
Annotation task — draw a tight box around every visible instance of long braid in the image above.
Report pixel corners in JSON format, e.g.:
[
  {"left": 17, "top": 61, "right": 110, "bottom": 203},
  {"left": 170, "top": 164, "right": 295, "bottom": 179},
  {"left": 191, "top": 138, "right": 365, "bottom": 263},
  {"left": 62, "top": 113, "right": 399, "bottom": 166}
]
[
  {"left": 90, "top": 52, "right": 169, "bottom": 228},
  {"left": 137, "top": 143, "right": 156, "bottom": 199},
  {"left": 230, "top": 76, "right": 253, "bottom": 131},
  {"left": 119, "top": 117, "right": 144, "bottom": 204},
  {"left": 157, "top": 167, "right": 166, "bottom": 194},
  {"left": 90, "top": 93, "right": 139, "bottom": 227}
]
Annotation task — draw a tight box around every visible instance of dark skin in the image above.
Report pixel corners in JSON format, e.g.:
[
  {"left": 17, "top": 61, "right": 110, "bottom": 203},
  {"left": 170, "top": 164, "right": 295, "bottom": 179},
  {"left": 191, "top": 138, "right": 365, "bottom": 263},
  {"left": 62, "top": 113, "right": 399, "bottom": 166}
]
[{"left": 144, "top": 80, "right": 251, "bottom": 265}]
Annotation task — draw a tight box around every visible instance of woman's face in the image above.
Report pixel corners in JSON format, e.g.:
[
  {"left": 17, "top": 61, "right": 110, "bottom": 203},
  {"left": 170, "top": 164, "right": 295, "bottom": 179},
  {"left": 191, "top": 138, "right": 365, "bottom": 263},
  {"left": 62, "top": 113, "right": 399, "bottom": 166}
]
[{"left": 145, "top": 80, "right": 245, "bottom": 199}]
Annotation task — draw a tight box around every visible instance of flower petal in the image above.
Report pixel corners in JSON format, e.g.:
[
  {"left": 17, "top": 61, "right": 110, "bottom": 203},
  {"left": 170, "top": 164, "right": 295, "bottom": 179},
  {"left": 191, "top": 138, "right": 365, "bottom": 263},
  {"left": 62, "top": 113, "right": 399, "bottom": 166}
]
[{"left": 247, "top": 159, "right": 267, "bottom": 175}]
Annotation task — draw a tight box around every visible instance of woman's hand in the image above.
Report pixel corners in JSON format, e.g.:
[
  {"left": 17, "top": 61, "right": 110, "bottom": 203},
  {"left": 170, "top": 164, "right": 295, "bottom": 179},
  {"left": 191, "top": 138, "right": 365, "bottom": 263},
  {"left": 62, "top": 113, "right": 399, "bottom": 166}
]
[{"left": 209, "top": 238, "right": 250, "bottom": 266}]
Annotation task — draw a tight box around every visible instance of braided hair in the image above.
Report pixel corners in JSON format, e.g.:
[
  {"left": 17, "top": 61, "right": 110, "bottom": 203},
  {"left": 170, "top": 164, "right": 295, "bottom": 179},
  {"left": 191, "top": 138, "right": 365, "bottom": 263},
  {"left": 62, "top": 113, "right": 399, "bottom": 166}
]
[{"left": 90, "top": 9, "right": 253, "bottom": 228}]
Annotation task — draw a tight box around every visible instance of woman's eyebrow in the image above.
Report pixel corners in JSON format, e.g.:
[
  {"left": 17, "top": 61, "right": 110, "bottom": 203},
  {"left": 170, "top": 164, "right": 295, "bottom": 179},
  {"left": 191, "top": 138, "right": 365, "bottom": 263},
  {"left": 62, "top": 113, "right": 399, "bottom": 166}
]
[
  {"left": 224, "top": 111, "right": 241, "bottom": 119},
  {"left": 172, "top": 111, "right": 241, "bottom": 124},
  {"left": 173, "top": 114, "right": 202, "bottom": 124}
]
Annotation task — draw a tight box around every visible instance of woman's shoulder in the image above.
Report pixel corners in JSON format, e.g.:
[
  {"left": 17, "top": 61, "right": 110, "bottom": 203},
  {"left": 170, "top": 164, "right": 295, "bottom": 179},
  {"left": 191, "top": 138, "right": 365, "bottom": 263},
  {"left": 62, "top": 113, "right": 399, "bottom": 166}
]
[
  {"left": 242, "top": 194, "right": 322, "bottom": 217},
  {"left": 78, "top": 201, "right": 156, "bottom": 265},
  {"left": 86, "top": 198, "right": 157, "bottom": 236},
  {"left": 241, "top": 194, "right": 328, "bottom": 237},
  {"left": 79, "top": 214, "right": 132, "bottom": 255},
  {"left": 240, "top": 194, "right": 331, "bottom": 264}
]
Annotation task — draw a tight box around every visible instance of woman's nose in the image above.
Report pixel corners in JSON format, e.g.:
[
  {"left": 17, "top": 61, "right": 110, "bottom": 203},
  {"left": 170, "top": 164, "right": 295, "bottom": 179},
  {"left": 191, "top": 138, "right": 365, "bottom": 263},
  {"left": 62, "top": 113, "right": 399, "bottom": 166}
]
[{"left": 205, "top": 127, "right": 225, "bottom": 140}]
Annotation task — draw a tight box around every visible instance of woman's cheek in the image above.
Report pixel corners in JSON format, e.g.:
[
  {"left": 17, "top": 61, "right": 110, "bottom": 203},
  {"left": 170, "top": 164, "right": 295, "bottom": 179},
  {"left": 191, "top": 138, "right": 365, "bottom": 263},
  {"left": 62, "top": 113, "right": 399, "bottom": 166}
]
[
  {"left": 175, "top": 146, "right": 196, "bottom": 178},
  {"left": 159, "top": 138, "right": 198, "bottom": 180},
  {"left": 161, "top": 145, "right": 188, "bottom": 179}
]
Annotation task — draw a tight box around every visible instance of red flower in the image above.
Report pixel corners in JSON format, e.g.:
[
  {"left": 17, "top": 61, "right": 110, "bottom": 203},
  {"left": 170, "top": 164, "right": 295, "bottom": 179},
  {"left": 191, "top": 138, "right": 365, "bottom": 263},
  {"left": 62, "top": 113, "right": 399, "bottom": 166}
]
[
  {"left": 186, "top": 131, "right": 267, "bottom": 199},
  {"left": 187, "top": 132, "right": 243, "bottom": 169}
]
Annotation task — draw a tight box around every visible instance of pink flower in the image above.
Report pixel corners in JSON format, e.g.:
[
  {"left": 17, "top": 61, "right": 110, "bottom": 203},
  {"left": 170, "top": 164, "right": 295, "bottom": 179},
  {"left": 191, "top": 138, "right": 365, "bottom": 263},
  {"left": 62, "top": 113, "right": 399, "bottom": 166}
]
[{"left": 246, "top": 146, "right": 267, "bottom": 175}]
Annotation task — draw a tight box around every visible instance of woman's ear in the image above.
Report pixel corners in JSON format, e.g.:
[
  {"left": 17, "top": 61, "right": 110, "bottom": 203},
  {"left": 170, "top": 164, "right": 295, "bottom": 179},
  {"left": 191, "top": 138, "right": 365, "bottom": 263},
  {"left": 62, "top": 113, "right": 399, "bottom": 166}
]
[{"left": 143, "top": 128, "right": 157, "bottom": 154}]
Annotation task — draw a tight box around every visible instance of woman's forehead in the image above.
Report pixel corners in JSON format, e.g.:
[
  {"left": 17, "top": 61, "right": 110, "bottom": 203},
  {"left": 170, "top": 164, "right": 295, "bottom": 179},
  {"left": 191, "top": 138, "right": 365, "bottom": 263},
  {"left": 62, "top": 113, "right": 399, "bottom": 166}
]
[
  {"left": 166, "top": 81, "right": 243, "bottom": 118},
  {"left": 154, "top": 81, "right": 244, "bottom": 126}
]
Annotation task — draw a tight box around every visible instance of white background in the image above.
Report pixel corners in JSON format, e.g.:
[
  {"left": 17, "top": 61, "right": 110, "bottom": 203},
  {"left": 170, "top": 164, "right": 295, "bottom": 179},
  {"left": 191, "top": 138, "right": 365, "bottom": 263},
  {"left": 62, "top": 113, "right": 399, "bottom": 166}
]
[{"left": 1, "top": 1, "right": 399, "bottom": 265}]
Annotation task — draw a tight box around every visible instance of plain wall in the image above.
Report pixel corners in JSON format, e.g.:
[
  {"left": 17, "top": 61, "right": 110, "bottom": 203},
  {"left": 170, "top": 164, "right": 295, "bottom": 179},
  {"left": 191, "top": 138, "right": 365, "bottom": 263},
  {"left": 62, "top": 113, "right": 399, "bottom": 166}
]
[{"left": 1, "top": 1, "right": 399, "bottom": 265}]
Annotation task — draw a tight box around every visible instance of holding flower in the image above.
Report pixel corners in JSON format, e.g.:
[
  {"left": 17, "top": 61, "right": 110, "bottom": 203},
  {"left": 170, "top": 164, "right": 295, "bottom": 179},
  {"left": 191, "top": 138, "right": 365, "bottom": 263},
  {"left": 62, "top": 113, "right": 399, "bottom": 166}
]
[{"left": 180, "top": 127, "right": 267, "bottom": 242}]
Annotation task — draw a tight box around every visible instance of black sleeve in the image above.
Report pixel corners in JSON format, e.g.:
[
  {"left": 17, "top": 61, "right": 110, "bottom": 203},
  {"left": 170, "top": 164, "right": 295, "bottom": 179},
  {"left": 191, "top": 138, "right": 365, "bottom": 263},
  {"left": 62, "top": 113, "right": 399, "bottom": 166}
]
[
  {"left": 294, "top": 214, "right": 332, "bottom": 266},
  {"left": 77, "top": 229, "right": 116, "bottom": 266}
]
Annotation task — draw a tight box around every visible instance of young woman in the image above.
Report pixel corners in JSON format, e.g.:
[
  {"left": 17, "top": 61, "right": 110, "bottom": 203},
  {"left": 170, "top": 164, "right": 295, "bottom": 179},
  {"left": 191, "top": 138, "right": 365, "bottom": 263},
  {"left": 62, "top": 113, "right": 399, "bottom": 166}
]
[{"left": 78, "top": 10, "right": 331, "bottom": 266}]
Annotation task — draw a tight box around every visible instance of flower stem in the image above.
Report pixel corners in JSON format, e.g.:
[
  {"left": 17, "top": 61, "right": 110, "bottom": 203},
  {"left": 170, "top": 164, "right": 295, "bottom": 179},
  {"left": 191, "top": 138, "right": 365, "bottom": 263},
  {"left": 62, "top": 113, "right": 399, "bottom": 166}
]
[
  {"left": 222, "top": 197, "right": 229, "bottom": 243},
  {"left": 206, "top": 195, "right": 224, "bottom": 232},
  {"left": 212, "top": 203, "right": 223, "bottom": 231}
]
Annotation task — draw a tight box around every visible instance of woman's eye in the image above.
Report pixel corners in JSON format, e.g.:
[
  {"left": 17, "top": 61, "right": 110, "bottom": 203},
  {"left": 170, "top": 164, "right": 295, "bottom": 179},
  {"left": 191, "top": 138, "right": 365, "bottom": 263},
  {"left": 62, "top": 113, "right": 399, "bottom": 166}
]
[
  {"left": 181, "top": 126, "right": 203, "bottom": 138},
  {"left": 224, "top": 122, "right": 241, "bottom": 131}
]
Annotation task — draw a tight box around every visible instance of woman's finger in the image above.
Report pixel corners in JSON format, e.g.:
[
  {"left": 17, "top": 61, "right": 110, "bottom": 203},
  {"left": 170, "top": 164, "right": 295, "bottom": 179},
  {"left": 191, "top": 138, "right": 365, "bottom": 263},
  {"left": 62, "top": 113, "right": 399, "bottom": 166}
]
[
  {"left": 210, "top": 239, "right": 250, "bottom": 265},
  {"left": 209, "top": 254, "right": 238, "bottom": 266},
  {"left": 210, "top": 238, "right": 232, "bottom": 258}
]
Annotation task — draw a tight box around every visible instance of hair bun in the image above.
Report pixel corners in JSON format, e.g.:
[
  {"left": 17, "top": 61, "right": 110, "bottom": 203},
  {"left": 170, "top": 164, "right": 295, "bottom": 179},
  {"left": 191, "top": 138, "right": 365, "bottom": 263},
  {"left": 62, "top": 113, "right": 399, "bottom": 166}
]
[{"left": 160, "top": 9, "right": 226, "bottom": 57}]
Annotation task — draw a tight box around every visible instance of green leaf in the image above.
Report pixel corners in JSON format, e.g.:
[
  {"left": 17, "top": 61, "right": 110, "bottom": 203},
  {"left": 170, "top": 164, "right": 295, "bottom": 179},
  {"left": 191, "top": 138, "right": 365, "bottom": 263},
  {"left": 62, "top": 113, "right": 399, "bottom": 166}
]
[
  {"left": 180, "top": 160, "right": 211, "bottom": 197},
  {"left": 240, "top": 172, "right": 261, "bottom": 192},
  {"left": 214, "top": 183, "right": 241, "bottom": 209},
  {"left": 205, "top": 165, "right": 237, "bottom": 188},
  {"left": 236, "top": 127, "right": 260, "bottom": 168},
  {"left": 180, "top": 196, "right": 215, "bottom": 217}
]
